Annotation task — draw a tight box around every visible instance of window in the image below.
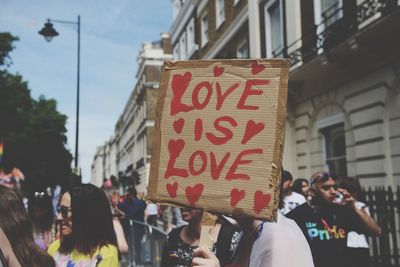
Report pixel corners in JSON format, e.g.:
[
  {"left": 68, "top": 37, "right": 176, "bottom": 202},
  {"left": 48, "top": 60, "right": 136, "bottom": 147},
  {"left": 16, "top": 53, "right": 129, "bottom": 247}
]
[
  {"left": 264, "top": 0, "right": 284, "bottom": 57},
  {"left": 173, "top": 45, "right": 179, "bottom": 60},
  {"left": 313, "top": 0, "right": 343, "bottom": 53},
  {"left": 320, "top": 123, "right": 347, "bottom": 177},
  {"left": 201, "top": 14, "right": 209, "bottom": 47},
  {"left": 237, "top": 39, "right": 249, "bottom": 58},
  {"left": 187, "top": 18, "right": 195, "bottom": 54},
  {"left": 320, "top": 0, "right": 342, "bottom": 27},
  {"left": 179, "top": 34, "right": 187, "bottom": 59},
  {"left": 216, "top": 0, "right": 225, "bottom": 29}
]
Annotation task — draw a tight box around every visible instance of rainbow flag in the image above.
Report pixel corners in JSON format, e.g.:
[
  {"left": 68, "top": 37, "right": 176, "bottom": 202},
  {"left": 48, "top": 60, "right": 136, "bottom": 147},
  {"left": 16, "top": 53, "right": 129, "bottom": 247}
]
[{"left": 0, "top": 141, "right": 3, "bottom": 163}]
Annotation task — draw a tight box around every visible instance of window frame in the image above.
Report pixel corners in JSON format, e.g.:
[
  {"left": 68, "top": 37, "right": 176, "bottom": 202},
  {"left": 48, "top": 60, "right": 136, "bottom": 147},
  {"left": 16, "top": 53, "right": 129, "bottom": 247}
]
[
  {"left": 215, "top": 0, "right": 225, "bottom": 29},
  {"left": 236, "top": 38, "right": 249, "bottom": 59},
  {"left": 179, "top": 33, "right": 187, "bottom": 60},
  {"left": 201, "top": 13, "right": 209, "bottom": 47},
  {"left": 316, "top": 114, "right": 347, "bottom": 177},
  {"left": 264, "top": 0, "right": 284, "bottom": 58},
  {"left": 186, "top": 18, "right": 196, "bottom": 56}
]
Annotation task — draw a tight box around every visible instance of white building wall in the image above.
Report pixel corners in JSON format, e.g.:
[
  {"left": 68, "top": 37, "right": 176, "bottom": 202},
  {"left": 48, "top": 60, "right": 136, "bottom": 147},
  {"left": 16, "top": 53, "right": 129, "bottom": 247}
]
[{"left": 293, "top": 65, "right": 399, "bottom": 187}]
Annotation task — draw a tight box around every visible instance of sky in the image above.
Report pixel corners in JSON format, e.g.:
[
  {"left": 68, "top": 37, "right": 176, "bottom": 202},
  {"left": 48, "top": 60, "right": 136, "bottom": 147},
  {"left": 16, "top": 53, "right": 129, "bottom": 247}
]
[{"left": 0, "top": 0, "right": 172, "bottom": 182}]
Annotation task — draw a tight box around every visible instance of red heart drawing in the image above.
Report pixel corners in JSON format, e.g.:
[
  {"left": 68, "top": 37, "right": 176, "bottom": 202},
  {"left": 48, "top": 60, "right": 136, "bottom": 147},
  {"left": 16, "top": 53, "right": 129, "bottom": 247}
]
[
  {"left": 241, "top": 120, "right": 265, "bottom": 144},
  {"left": 185, "top": 184, "right": 204, "bottom": 206},
  {"left": 173, "top": 118, "right": 185, "bottom": 134},
  {"left": 213, "top": 65, "right": 225, "bottom": 77},
  {"left": 253, "top": 190, "right": 271, "bottom": 214},
  {"left": 251, "top": 61, "right": 265, "bottom": 75},
  {"left": 231, "top": 188, "right": 245, "bottom": 207},
  {"left": 166, "top": 182, "right": 178, "bottom": 198},
  {"left": 168, "top": 139, "right": 185, "bottom": 156}
]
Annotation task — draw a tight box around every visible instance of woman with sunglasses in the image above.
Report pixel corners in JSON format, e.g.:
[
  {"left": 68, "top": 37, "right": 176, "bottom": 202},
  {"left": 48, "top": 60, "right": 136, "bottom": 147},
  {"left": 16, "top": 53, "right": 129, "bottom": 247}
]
[
  {"left": 48, "top": 183, "right": 119, "bottom": 267},
  {"left": 0, "top": 185, "right": 55, "bottom": 267}
]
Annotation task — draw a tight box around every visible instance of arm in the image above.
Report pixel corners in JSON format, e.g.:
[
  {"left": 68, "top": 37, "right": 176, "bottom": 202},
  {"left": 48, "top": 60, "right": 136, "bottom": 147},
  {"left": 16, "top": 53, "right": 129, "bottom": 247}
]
[
  {"left": 0, "top": 228, "right": 21, "bottom": 267},
  {"left": 338, "top": 188, "right": 382, "bottom": 236},
  {"left": 113, "top": 219, "right": 128, "bottom": 253}
]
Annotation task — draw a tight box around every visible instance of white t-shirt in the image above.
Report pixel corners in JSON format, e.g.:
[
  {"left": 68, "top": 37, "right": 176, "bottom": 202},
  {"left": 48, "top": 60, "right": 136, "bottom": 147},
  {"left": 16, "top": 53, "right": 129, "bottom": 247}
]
[
  {"left": 249, "top": 212, "right": 315, "bottom": 267},
  {"left": 146, "top": 203, "right": 158, "bottom": 216},
  {"left": 281, "top": 191, "right": 306, "bottom": 214},
  {"left": 347, "top": 201, "right": 370, "bottom": 248}
]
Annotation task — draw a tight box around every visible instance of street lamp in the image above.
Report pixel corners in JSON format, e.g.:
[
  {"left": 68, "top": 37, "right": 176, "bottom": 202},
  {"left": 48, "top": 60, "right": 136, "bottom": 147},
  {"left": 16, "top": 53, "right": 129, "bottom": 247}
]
[{"left": 39, "top": 16, "right": 81, "bottom": 172}]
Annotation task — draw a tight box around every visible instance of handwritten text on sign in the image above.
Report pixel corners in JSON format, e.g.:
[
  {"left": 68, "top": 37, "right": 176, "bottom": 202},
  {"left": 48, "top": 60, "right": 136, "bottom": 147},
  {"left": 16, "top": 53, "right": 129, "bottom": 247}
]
[{"left": 149, "top": 59, "right": 289, "bottom": 220}]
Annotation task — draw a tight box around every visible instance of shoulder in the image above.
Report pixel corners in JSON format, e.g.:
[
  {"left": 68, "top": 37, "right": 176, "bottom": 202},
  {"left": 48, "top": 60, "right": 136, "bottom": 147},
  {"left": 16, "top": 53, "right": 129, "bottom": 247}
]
[
  {"left": 286, "top": 202, "right": 310, "bottom": 218},
  {"left": 98, "top": 244, "right": 118, "bottom": 258},
  {"left": 291, "top": 192, "right": 307, "bottom": 202},
  {"left": 264, "top": 213, "right": 306, "bottom": 240},
  {"left": 47, "top": 239, "right": 61, "bottom": 256},
  {"left": 252, "top": 215, "right": 314, "bottom": 266}
]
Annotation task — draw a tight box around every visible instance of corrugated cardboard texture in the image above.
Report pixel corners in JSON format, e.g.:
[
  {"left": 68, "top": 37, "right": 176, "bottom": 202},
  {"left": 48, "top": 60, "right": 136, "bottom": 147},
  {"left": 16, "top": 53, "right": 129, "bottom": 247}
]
[{"left": 148, "top": 59, "right": 289, "bottom": 221}]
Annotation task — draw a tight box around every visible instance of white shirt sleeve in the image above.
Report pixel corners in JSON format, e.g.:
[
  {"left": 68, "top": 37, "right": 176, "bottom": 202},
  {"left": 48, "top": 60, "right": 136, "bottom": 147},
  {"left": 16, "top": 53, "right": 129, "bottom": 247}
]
[{"left": 249, "top": 213, "right": 314, "bottom": 267}]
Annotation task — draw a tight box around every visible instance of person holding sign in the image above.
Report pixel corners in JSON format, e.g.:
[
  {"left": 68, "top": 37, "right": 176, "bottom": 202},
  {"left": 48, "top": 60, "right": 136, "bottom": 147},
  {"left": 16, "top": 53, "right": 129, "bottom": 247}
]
[
  {"left": 191, "top": 207, "right": 314, "bottom": 266},
  {"left": 161, "top": 207, "right": 241, "bottom": 267},
  {"left": 147, "top": 59, "right": 313, "bottom": 266}
]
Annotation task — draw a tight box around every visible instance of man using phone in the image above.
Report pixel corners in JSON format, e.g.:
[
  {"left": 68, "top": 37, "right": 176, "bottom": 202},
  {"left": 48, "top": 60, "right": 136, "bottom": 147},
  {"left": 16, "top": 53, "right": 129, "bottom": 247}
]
[{"left": 286, "top": 171, "right": 377, "bottom": 267}]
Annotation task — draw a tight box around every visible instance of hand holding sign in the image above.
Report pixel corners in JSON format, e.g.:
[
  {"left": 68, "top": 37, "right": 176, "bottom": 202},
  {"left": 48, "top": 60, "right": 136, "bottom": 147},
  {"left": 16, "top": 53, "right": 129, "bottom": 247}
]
[{"left": 148, "top": 59, "right": 289, "bottom": 221}]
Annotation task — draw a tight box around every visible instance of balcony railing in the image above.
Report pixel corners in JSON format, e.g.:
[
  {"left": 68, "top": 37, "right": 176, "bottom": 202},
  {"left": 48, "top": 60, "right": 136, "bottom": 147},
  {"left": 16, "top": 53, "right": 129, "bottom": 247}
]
[{"left": 276, "top": 0, "right": 400, "bottom": 69}]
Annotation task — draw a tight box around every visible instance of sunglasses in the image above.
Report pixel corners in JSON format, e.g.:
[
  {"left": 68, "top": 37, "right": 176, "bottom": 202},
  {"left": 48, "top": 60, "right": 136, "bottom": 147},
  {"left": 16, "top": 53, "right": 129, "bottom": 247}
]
[
  {"left": 310, "top": 172, "right": 334, "bottom": 185},
  {"left": 320, "top": 184, "right": 339, "bottom": 191},
  {"left": 57, "top": 206, "right": 72, "bottom": 219}
]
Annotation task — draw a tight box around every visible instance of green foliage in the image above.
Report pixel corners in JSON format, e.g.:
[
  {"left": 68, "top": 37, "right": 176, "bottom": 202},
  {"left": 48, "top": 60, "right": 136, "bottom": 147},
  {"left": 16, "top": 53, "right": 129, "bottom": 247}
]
[
  {"left": 0, "top": 33, "right": 19, "bottom": 67},
  {"left": 0, "top": 32, "right": 72, "bottom": 189}
]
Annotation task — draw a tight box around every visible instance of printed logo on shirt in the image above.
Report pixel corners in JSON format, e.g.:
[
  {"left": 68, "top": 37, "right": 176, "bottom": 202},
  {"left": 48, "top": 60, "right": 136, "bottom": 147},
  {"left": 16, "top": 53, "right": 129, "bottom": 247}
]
[{"left": 306, "top": 222, "right": 346, "bottom": 241}]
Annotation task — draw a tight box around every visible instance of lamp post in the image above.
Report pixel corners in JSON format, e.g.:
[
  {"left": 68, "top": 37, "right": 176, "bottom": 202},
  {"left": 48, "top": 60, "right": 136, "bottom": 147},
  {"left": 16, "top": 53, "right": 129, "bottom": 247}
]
[{"left": 39, "top": 16, "right": 81, "bottom": 173}]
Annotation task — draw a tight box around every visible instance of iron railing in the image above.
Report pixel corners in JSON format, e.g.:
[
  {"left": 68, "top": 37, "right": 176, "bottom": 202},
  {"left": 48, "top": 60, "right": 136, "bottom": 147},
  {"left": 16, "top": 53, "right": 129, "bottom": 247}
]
[
  {"left": 363, "top": 186, "right": 400, "bottom": 267},
  {"left": 121, "top": 219, "right": 167, "bottom": 267},
  {"left": 276, "top": 0, "right": 400, "bottom": 68}
]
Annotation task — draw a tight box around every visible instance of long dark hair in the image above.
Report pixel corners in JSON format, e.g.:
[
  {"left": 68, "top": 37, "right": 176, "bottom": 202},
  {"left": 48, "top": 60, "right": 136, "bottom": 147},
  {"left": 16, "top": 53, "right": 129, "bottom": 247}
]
[
  {"left": 292, "top": 178, "right": 309, "bottom": 197},
  {"left": 59, "top": 183, "right": 117, "bottom": 256},
  {"left": 0, "top": 186, "right": 55, "bottom": 267}
]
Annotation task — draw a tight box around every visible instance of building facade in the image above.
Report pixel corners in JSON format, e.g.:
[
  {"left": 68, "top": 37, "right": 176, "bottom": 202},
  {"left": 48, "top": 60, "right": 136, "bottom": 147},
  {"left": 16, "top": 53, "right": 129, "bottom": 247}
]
[
  {"left": 91, "top": 34, "right": 173, "bottom": 192},
  {"left": 170, "top": 0, "right": 400, "bottom": 187}
]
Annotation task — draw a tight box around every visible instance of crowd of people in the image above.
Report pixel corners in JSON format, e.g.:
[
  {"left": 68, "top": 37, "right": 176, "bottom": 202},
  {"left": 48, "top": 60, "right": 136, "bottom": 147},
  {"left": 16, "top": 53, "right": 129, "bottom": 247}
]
[{"left": 0, "top": 169, "right": 381, "bottom": 267}]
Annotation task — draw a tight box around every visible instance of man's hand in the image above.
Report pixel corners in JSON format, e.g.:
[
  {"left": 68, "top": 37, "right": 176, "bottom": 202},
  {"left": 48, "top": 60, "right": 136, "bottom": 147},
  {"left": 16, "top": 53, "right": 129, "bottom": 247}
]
[
  {"left": 336, "top": 188, "right": 355, "bottom": 208},
  {"left": 192, "top": 247, "right": 221, "bottom": 267}
]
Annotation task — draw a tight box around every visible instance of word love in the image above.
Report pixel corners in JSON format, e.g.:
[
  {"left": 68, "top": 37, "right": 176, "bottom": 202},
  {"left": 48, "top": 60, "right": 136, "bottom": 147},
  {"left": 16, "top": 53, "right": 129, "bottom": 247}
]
[
  {"left": 164, "top": 138, "right": 263, "bottom": 180},
  {"left": 170, "top": 72, "right": 270, "bottom": 115}
]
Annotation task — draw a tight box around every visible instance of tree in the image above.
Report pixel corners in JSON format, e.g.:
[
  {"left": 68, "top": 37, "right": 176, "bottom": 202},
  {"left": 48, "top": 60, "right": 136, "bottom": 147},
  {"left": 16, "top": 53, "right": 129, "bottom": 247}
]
[{"left": 0, "top": 32, "right": 72, "bottom": 190}]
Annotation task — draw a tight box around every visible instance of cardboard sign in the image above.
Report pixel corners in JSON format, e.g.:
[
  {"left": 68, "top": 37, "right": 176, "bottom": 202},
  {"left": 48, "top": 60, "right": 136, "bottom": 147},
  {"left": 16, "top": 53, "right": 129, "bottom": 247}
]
[{"left": 148, "top": 59, "right": 289, "bottom": 221}]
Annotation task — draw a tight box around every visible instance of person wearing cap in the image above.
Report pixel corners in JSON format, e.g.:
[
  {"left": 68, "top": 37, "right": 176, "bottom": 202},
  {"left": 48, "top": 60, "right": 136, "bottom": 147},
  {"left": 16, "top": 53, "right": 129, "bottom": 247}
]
[
  {"left": 280, "top": 170, "right": 306, "bottom": 214},
  {"left": 286, "top": 171, "right": 377, "bottom": 267}
]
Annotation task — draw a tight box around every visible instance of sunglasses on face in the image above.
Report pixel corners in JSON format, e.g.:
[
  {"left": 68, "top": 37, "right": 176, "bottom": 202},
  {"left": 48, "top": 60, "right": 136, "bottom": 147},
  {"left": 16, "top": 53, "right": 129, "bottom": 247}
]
[
  {"left": 320, "top": 184, "right": 339, "bottom": 191},
  {"left": 57, "top": 206, "right": 72, "bottom": 219},
  {"left": 311, "top": 172, "right": 334, "bottom": 185}
]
